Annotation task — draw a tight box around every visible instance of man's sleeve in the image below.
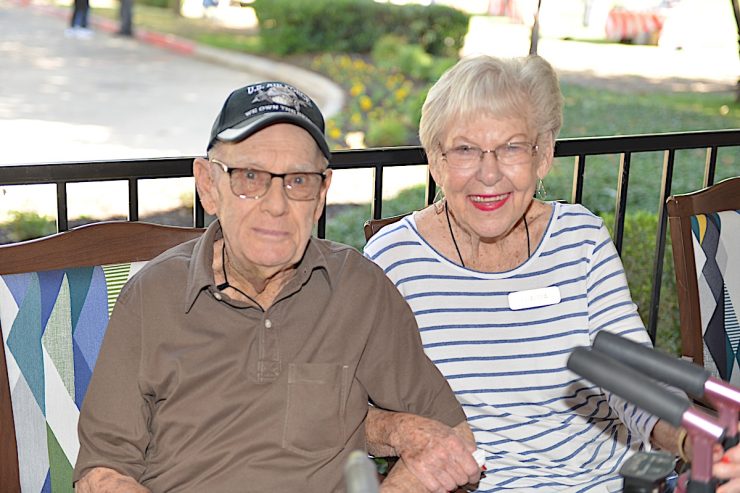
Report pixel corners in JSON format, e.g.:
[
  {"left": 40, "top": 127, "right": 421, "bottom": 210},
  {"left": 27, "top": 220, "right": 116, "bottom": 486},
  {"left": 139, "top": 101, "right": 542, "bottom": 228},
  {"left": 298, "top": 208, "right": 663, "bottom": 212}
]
[
  {"left": 73, "top": 283, "right": 152, "bottom": 483},
  {"left": 356, "top": 270, "right": 465, "bottom": 428}
]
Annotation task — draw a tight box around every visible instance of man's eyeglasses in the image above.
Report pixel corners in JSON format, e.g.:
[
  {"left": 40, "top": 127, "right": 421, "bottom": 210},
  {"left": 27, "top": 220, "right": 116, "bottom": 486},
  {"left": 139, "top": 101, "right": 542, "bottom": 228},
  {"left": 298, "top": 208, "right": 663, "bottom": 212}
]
[
  {"left": 440, "top": 142, "right": 538, "bottom": 169},
  {"left": 210, "top": 159, "right": 327, "bottom": 201}
]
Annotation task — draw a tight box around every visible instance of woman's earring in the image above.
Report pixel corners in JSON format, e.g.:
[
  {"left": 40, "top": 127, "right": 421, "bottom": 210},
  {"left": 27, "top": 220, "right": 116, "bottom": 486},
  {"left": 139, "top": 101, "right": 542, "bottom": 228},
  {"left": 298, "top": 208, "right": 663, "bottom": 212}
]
[
  {"left": 433, "top": 189, "right": 446, "bottom": 214},
  {"left": 536, "top": 179, "right": 547, "bottom": 200}
]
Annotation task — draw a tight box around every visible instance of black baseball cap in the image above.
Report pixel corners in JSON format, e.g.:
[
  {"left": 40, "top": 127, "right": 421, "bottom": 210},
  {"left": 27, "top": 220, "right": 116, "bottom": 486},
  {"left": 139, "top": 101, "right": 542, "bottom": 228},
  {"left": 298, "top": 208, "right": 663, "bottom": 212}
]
[{"left": 207, "top": 81, "right": 331, "bottom": 159}]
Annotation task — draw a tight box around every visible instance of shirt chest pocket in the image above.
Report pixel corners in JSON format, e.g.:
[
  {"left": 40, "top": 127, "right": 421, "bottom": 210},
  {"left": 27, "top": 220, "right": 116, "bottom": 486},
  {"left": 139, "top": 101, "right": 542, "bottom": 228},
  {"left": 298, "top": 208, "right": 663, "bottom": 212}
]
[{"left": 283, "top": 363, "right": 349, "bottom": 456}]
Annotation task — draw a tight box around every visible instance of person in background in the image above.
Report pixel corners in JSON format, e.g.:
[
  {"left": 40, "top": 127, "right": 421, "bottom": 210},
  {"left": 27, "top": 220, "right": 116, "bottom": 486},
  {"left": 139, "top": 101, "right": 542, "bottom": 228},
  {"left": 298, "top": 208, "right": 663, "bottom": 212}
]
[
  {"left": 72, "top": 80, "right": 480, "bottom": 493},
  {"left": 365, "top": 54, "right": 740, "bottom": 492},
  {"left": 118, "top": 0, "right": 133, "bottom": 36},
  {"left": 65, "top": 0, "right": 92, "bottom": 39}
]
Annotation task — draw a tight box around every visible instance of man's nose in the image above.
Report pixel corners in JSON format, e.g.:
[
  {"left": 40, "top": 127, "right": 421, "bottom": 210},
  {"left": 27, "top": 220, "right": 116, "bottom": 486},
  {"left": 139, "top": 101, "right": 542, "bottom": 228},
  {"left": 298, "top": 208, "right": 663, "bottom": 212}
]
[{"left": 259, "top": 176, "right": 289, "bottom": 215}]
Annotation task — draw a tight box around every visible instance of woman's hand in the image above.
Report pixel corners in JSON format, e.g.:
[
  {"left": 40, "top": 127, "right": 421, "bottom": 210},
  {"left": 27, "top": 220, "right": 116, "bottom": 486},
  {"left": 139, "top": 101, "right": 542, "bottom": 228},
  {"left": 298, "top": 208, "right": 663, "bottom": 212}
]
[{"left": 714, "top": 442, "right": 740, "bottom": 492}]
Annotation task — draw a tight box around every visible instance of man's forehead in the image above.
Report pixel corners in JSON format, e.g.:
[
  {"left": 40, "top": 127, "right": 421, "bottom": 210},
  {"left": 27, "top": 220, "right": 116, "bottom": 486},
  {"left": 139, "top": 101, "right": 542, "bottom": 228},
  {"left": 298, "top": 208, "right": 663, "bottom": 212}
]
[{"left": 213, "top": 144, "right": 325, "bottom": 171}]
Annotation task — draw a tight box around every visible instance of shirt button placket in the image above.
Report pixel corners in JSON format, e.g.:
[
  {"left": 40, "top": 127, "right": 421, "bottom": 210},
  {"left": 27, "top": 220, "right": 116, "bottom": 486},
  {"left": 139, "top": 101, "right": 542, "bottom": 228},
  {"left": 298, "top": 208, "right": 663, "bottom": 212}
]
[{"left": 260, "top": 316, "right": 280, "bottom": 380}]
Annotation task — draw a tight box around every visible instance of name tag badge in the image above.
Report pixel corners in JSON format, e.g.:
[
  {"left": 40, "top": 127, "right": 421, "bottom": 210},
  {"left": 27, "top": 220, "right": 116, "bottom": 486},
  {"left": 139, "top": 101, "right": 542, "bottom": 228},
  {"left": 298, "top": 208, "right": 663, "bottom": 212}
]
[{"left": 508, "top": 286, "right": 561, "bottom": 310}]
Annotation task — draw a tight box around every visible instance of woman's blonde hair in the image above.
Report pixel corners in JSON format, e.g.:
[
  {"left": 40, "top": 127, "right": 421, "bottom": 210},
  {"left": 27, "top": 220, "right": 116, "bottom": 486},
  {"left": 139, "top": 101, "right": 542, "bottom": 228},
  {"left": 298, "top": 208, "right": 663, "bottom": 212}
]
[{"left": 419, "top": 55, "right": 563, "bottom": 158}]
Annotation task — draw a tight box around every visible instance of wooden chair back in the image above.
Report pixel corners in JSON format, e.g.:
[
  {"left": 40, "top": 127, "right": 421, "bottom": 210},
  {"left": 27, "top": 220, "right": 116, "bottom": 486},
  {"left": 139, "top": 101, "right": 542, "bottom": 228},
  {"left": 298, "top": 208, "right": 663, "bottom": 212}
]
[
  {"left": 666, "top": 177, "right": 740, "bottom": 381},
  {"left": 0, "top": 221, "right": 204, "bottom": 492},
  {"left": 363, "top": 213, "right": 411, "bottom": 242}
]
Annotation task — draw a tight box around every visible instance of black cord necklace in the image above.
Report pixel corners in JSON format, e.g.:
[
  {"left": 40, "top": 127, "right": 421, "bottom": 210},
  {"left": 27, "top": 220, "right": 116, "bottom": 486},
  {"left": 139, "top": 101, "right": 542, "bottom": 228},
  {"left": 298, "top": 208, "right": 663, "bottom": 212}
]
[
  {"left": 444, "top": 201, "right": 531, "bottom": 268},
  {"left": 445, "top": 202, "right": 466, "bottom": 267},
  {"left": 217, "top": 242, "right": 253, "bottom": 301}
]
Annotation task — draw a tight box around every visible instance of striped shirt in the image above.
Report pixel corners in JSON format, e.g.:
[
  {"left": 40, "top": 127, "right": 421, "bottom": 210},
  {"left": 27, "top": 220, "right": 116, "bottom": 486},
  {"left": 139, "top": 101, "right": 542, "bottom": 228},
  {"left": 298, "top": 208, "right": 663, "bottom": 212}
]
[{"left": 364, "top": 202, "right": 658, "bottom": 492}]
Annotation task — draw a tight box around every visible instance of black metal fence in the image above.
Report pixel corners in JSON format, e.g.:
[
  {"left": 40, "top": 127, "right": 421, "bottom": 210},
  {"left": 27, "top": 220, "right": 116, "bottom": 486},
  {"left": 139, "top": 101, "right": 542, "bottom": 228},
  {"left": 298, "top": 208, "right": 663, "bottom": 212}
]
[{"left": 1, "top": 129, "right": 739, "bottom": 343}]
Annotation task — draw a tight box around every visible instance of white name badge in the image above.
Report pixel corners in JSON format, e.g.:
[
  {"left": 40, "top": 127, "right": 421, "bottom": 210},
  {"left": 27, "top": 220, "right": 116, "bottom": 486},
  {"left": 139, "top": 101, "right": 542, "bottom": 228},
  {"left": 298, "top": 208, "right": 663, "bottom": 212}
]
[{"left": 508, "top": 286, "right": 561, "bottom": 310}]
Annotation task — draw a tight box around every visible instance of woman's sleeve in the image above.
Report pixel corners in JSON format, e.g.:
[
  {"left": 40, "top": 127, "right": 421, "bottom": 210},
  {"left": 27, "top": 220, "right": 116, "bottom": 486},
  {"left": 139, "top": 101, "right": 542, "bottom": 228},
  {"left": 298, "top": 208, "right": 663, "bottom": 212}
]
[{"left": 585, "top": 222, "right": 667, "bottom": 446}]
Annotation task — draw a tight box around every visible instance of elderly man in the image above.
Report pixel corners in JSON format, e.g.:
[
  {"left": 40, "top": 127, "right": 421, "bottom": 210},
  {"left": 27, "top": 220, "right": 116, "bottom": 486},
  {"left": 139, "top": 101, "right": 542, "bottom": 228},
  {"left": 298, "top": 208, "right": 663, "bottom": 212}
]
[{"left": 73, "top": 81, "right": 480, "bottom": 492}]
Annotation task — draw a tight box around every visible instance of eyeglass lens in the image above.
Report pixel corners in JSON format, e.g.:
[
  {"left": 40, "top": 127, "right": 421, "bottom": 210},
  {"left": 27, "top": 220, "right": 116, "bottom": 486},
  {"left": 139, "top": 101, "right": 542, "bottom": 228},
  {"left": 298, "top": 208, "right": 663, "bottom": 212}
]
[
  {"left": 230, "top": 169, "right": 323, "bottom": 200},
  {"left": 444, "top": 143, "right": 535, "bottom": 168}
]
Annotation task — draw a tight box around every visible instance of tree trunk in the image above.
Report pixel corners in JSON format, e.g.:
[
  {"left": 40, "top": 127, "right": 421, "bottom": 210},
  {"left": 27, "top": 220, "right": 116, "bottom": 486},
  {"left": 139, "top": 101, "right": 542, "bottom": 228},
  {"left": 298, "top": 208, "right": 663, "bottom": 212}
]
[
  {"left": 732, "top": 0, "right": 740, "bottom": 101},
  {"left": 170, "top": 0, "right": 180, "bottom": 17},
  {"left": 529, "top": 0, "right": 544, "bottom": 55}
]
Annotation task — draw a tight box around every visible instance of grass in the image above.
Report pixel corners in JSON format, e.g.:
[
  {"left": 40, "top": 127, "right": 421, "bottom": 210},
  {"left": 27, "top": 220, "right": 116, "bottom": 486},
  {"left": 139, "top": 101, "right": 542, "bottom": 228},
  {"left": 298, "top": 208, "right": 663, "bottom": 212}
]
[{"left": 546, "top": 85, "right": 740, "bottom": 214}]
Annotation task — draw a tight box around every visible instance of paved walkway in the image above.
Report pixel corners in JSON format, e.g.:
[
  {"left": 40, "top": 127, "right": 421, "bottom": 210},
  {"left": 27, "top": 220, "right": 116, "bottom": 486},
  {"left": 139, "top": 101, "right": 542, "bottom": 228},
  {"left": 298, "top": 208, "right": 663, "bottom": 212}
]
[{"left": 0, "top": 0, "right": 349, "bottom": 220}]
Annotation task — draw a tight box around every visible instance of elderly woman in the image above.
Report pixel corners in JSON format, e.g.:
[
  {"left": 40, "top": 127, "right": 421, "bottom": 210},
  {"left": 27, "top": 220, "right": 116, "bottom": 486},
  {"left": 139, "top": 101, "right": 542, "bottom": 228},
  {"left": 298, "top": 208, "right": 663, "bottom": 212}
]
[{"left": 365, "top": 55, "right": 740, "bottom": 492}]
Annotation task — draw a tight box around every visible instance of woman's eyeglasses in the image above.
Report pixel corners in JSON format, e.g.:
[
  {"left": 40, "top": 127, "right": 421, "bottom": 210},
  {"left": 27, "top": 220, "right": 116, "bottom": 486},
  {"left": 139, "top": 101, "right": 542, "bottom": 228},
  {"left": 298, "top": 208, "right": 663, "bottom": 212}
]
[{"left": 440, "top": 142, "right": 538, "bottom": 169}]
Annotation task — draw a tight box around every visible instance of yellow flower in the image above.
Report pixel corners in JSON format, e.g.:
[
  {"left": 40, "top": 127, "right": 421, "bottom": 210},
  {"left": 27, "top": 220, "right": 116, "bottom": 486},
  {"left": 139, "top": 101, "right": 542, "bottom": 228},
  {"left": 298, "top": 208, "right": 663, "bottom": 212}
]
[
  {"left": 359, "top": 95, "right": 373, "bottom": 112},
  {"left": 350, "top": 83, "right": 365, "bottom": 97},
  {"left": 329, "top": 127, "right": 342, "bottom": 140},
  {"left": 351, "top": 113, "right": 362, "bottom": 126},
  {"left": 395, "top": 87, "right": 409, "bottom": 102}
]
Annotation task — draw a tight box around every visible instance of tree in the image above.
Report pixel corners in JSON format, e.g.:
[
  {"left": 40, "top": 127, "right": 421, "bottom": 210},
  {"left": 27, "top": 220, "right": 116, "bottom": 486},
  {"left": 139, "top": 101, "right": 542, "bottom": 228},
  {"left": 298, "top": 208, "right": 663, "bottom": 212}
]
[{"left": 529, "top": 0, "right": 544, "bottom": 55}]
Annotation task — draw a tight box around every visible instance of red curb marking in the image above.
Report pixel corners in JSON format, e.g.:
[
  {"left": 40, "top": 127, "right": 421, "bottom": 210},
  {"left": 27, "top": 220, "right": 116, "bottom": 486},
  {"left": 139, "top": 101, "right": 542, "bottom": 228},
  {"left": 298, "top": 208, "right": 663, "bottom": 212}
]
[{"left": 137, "top": 31, "right": 195, "bottom": 55}]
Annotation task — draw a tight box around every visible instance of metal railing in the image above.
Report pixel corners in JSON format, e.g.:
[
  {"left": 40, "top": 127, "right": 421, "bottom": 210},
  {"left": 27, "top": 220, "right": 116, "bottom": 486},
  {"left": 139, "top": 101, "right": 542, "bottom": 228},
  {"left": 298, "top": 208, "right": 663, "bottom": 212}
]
[{"left": 1, "top": 129, "right": 739, "bottom": 342}]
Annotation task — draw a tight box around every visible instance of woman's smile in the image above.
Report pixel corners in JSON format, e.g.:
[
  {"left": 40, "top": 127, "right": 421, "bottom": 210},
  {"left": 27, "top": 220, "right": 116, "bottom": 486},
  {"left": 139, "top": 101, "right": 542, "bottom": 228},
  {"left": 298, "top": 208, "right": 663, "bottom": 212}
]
[{"left": 469, "top": 193, "right": 510, "bottom": 211}]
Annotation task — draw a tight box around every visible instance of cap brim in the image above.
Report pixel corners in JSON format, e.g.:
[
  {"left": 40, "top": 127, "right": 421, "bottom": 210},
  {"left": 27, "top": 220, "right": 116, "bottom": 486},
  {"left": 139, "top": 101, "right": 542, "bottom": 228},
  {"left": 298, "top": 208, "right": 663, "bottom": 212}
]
[{"left": 214, "top": 113, "right": 331, "bottom": 160}]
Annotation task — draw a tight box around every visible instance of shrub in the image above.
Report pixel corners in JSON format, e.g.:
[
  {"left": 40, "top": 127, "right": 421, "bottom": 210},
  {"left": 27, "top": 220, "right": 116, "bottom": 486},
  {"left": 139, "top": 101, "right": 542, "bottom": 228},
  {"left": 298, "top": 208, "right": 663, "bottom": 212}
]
[
  {"left": 1, "top": 211, "right": 56, "bottom": 243},
  {"left": 372, "top": 35, "right": 434, "bottom": 80},
  {"left": 601, "top": 211, "right": 680, "bottom": 355},
  {"left": 396, "top": 3, "right": 469, "bottom": 57},
  {"left": 252, "top": 0, "right": 468, "bottom": 56},
  {"left": 311, "top": 54, "right": 423, "bottom": 149},
  {"left": 429, "top": 56, "right": 458, "bottom": 81},
  {"left": 396, "top": 44, "right": 434, "bottom": 81},
  {"left": 366, "top": 118, "right": 410, "bottom": 147},
  {"left": 371, "top": 34, "right": 407, "bottom": 70},
  {"left": 326, "top": 184, "right": 427, "bottom": 251},
  {"left": 408, "top": 87, "right": 429, "bottom": 129},
  {"left": 373, "top": 35, "right": 458, "bottom": 83}
]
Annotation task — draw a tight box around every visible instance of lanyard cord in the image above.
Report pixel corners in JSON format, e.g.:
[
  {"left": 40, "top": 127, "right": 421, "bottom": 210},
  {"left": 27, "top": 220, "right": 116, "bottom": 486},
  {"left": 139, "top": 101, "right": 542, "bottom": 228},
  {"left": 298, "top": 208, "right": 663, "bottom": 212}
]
[{"left": 445, "top": 201, "right": 531, "bottom": 268}]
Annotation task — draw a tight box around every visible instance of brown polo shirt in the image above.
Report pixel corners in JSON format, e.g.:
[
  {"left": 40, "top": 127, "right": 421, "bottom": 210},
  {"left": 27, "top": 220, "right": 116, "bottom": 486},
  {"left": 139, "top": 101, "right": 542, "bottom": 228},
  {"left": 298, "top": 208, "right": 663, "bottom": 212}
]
[{"left": 73, "top": 221, "right": 464, "bottom": 492}]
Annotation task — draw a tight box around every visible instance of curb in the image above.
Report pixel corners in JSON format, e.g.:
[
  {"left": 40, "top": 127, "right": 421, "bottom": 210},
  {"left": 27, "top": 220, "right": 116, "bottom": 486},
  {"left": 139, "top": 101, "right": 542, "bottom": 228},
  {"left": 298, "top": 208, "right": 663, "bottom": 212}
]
[{"left": 13, "top": 0, "right": 344, "bottom": 117}]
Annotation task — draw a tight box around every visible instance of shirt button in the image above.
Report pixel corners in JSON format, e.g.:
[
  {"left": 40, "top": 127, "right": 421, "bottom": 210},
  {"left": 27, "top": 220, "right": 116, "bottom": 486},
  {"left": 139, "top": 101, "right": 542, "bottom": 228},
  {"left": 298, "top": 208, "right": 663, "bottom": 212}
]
[
  {"left": 213, "top": 292, "right": 223, "bottom": 301},
  {"left": 265, "top": 319, "right": 273, "bottom": 329}
]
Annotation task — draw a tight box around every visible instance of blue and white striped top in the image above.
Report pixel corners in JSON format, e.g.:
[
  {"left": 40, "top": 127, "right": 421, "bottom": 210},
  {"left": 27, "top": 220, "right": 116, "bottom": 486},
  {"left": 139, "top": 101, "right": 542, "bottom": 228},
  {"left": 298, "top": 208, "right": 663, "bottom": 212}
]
[{"left": 364, "top": 202, "right": 659, "bottom": 492}]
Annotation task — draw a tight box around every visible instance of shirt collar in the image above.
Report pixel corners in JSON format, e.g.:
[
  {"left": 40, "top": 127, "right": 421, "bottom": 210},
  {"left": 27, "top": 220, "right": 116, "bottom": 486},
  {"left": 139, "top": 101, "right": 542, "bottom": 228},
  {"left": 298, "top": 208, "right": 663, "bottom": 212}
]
[{"left": 183, "top": 221, "right": 332, "bottom": 311}]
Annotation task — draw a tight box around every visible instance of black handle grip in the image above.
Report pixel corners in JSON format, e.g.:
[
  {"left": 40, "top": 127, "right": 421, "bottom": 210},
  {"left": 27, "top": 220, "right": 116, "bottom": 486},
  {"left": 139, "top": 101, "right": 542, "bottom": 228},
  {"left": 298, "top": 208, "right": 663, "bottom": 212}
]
[
  {"left": 568, "top": 347, "right": 690, "bottom": 427},
  {"left": 593, "top": 331, "right": 710, "bottom": 398}
]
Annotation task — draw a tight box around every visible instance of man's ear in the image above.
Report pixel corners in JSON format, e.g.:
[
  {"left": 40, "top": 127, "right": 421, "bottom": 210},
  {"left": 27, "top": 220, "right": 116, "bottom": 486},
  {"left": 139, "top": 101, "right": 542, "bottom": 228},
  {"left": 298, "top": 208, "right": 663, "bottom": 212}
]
[
  {"left": 193, "top": 157, "right": 219, "bottom": 215},
  {"left": 314, "top": 168, "right": 332, "bottom": 223}
]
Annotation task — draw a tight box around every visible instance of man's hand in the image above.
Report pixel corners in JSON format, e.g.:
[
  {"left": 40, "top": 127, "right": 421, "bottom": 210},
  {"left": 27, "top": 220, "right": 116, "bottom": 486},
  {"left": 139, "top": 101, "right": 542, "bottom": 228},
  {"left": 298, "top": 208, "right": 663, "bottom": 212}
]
[
  {"left": 390, "top": 414, "right": 480, "bottom": 493},
  {"left": 75, "top": 467, "right": 150, "bottom": 493}
]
